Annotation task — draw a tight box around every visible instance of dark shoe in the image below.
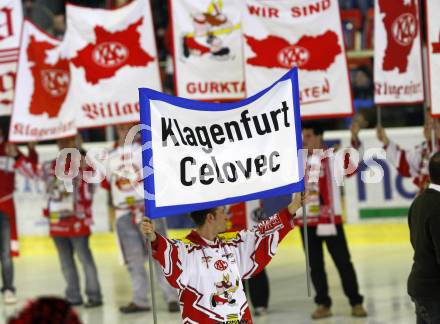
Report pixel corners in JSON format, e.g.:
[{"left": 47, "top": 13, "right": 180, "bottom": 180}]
[
  {"left": 119, "top": 302, "right": 151, "bottom": 314},
  {"left": 168, "top": 301, "right": 180, "bottom": 313},
  {"left": 69, "top": 301, "right": 83, "bottom": 307},
  {"left": 311, "top": 305, "right": 332, "bottom": 319},
  {"left": 84, "top": 300, "right": 103, "bottom": 308}
]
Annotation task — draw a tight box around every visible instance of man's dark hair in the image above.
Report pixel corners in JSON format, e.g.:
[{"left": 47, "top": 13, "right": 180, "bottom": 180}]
[
  {"left": 190, "top": 207, "right": 218, "bottom": 226},
  {"left": 429, "top": 152, "right": 440, "bottom": 185},
  {"left": 302, "top": 121, "right": 324, "bottom": 136}
]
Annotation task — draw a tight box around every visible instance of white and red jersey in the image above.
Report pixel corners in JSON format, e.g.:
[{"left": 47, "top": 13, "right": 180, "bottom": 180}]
[
  {"left": 151, "top": 212, "right": 294, "bottom": 324},
  {"left": 385, "top": 139, "right": 440, "bottom": 191},
  {"left": 101, "top": 143, "right": 144, "bottom": 220},
  {"left": 42, "top": 159, "right": 94, "bottom": 237},
  {"left": 294, "top": 140, "right": 361, "bottom": 227}
]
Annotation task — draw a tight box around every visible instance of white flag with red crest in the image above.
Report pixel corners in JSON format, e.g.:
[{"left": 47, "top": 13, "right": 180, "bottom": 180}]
[
  {"left": 242, "top": 0, "right": 353, "bottom": 119},
  {"left": 9, "top": 20, "right": 76, "bottom": 142},
  {"left": 0, "top": 0, "right": 22, "bottom": 116},
  {"left": 62, "top": 0, "right": 161, "bottom": 128},
  {"left": 374, "top": 0, "right": 424, "bottom": 105},
  {"left": 169, "top": 0, "right": 246, "bottom": 101},
  {"left": 426, "top": 0, "right": 440, "bottom": 116}
]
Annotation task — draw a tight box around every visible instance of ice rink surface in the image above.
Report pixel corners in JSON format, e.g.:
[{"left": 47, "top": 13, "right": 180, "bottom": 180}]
[{"left": 0, "top": 224, "right": 416, "bottom": 324}]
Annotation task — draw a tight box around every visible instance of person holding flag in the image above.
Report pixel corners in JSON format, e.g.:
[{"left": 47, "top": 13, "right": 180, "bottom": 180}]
[
  {"left": 100, "top": 124, "right": 179, "bottom": 314},
  {"left": 376, "top": 112, "right": 440, "bottom": 192},
  {"left": 41, "top": 135, "right": 102, "bottom": 307},
  {"left": 296, "top": 121, "right": 367, "bottom": 319},
  {"left": 0, "top": 128, "right": 38, "bottom": 305},
  {"left": 140, "top": 193, "right": 305, "bottom": 324}
]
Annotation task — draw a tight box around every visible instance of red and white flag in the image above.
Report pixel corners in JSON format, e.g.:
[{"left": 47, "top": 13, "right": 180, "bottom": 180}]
[
  {"left": 426, "top": 0, "right": 440, "bottom": 116},
  {"left": 228, "top": 200, "right": 261, "bottom": 231},
  {"left": 0, "top": 0, "right": 22, "bottom": 116},
  {"left": 63, "top": 0, "right": 161, "bottom": 128},
  {"left": 169, "top": 0, "right": 245, "bottom": 101},
  {"left": 374, "top": 0, "right": 424, "bottom": 105},
  {"left": 242, "top": 0, "right": 353, "bottom": 118},
  {"left": 9, "top": 21, "right": 75, "bottom": 142}
]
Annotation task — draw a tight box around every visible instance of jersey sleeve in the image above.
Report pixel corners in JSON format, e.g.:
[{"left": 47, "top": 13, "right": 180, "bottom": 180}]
[
  {"left": 151, "top": 233, "right": 187, "bottom": 289},
  {"left": 234, "top": 210, "right": 294, "bottom": 279}
]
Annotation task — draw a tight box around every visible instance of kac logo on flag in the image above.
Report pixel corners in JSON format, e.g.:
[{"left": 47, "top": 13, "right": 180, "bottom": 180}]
[{"left": 139, "top": 68, "right": 304, "bottom": 218}]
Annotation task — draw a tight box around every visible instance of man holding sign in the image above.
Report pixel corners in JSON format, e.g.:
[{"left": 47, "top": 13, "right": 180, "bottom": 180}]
[
  {"left": 138, "top": 69, "right": 305, "bottom": 323},
  {"left": 141, "top": 195, "right": 305, "bottom": 323}
]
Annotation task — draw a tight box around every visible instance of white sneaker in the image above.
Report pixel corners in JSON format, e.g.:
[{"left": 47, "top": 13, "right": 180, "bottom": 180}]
[{"left": 3, "top": 290, "right": 17, "bottom": 305}]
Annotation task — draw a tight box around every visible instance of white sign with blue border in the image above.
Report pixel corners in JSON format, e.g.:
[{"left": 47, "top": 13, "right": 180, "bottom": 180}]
[{"left": 139, "top": 68, "right": 304, "bottom": 218}]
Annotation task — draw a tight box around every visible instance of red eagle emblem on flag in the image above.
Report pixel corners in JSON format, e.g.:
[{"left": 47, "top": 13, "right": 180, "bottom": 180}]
[
  {"left": 27, "top": 36, "right": 69, "bottom": 118},
  {"left": 245, "top": 30, "right": 341, "bottom": 71},
  {"left": 71, "top": 17, "right": 155, "bottom": 85}
]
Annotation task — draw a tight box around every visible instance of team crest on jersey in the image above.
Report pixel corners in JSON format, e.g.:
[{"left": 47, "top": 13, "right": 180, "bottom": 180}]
[{"left": 214, "top": 260, "right": 228, "bottom": 271}]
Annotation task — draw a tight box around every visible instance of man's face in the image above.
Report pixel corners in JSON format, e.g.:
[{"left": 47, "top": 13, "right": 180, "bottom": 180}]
[
  {"left": 302, "top": 129, "right": 322, "bottom": 151},
  {"left": 209, "top": 206, "right": 228, "bottom": 234}
]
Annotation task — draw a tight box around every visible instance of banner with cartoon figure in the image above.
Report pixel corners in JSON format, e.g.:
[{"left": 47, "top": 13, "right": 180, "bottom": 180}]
[
  {"left": 169, "top": 0, "right": 245, "bottom": 101},
  {"left": 139, "top": 68, "right": 303, "bottom": 218},
  {"left": 0, "top": 0, "right": 22, "bottom": 116},
  {"left": 374, "top": 0, "right": 424, "bottom": 105},
  {"left": 426, "top": 0, "right": 440, "bottom": 116},
  {"left": 62, "top": 0, "right": 161, "bottom": 128},
  {"left": 242, "top": 0, "right": 353, "bottom": 119},
  {"left": 9, "top": 21, "right": 76, "bottom": 142}
]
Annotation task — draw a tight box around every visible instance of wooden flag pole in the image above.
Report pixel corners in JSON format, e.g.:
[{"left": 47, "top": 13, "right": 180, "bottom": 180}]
[
  {"left": 146, "top": 237, "right": 158, "bottom": 324},
  {"left": 301, "top": 191, "right": 311, "bottom": 297}
]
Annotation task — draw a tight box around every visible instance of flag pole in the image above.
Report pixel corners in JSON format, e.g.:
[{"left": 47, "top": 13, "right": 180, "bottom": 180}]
[
  {"left": 301, "top": 191, "right": 311, "bottom": 297},
  {"left": 146, "top": 237, "right": 158, "bottom": 324},
  {"left": 376, "top": 105, "right": 382, "bottom": 128}
]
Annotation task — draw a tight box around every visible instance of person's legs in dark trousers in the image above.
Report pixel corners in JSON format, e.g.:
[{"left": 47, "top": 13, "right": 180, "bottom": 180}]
[
  {"left": 300, "top": 226, "right": 331, "bottom": 307},
  {"left": 324, "top": 224, "right": 363, "bottom": 306},
  {"left": 413, "top": 299, "right": 440, "bottom": 324},
  {"left": 247, "top": 269, "right": 270, "bottom": 309},
  {"left": 71, "top": 236, "right": 102, "bottom": 303},
  {"left": 53, "top": 236, "right": 82, "bottom": 304},
  {"left": 0, "top": 213, "right": 14, "bottom": 293}
]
